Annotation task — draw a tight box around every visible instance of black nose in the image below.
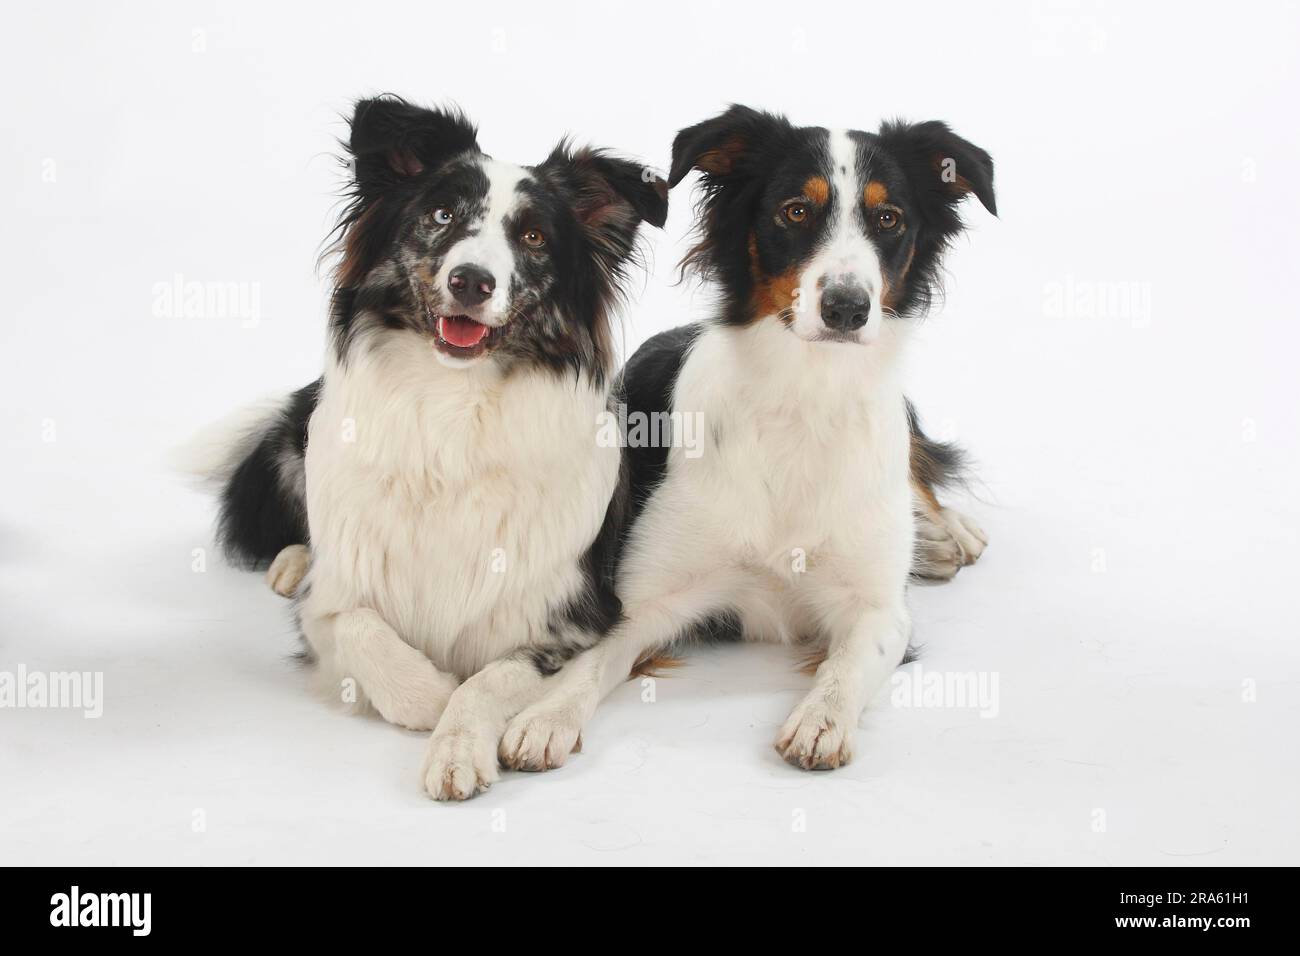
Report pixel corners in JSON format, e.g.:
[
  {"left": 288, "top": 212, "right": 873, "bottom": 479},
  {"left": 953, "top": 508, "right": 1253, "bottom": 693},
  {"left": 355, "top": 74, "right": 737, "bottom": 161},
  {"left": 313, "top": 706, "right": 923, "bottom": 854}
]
[
  {"left": 820, "top": 286, "right": 871, "bottom": 332},
  {"left": 447, "top": 265, "right": 496, "bottom": 306}
]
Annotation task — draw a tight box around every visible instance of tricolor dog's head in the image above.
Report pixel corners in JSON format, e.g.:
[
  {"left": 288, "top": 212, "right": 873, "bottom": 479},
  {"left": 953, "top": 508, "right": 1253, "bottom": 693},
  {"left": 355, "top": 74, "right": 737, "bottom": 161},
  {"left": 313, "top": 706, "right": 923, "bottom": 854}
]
[
  {"left": 330, "top": 96, "right": 668, "bottom": 377},
  {"left": 670, "top": 106, "right": 995, "bottom": 344}
]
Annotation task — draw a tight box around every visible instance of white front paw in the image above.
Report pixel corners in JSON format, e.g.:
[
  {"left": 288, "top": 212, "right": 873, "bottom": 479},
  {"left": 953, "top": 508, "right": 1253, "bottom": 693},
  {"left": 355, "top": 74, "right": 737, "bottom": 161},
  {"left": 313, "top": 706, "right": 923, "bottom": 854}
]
[
  {"left": 775, "top": 694, "right": 856, "bottom": 771},
  {"left": 499, "top": 706, "right": 583, "bottom": 771},
  {"left": 421, "top": 725, "right": 500, "bottom": 801}
]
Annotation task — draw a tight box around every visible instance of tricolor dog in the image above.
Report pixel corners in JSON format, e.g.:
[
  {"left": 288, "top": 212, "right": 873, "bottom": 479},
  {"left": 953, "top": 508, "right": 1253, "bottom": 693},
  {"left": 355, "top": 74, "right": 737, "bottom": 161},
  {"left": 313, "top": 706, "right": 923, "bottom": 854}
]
[{"left": 497, "top": 106, "right": 996, "bottom": 779}]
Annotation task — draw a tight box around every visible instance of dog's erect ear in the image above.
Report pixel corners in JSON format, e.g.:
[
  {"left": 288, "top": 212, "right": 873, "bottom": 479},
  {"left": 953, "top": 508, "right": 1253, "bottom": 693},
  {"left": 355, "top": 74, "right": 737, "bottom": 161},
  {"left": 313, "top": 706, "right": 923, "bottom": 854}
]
[
  {"left": 568, "top": 151, "right": 669, "bottom": 230},
  {"left": 540, "top": 146, "right": 669, "bottom": 262},
  {"left": 877, "top": 120, "right": 996, "bottom": 217},
  {"left": 535, "top": 147, "right": 668, "bottom": 374},
  {"left": 347, "top": 96, "right": 478, "bottom": 194},
  {"left": 329, "top": 98, "right": 477, "bottom": 288},
  {"left": 668, "top": 105, "right": 794, "bottom": 188}
]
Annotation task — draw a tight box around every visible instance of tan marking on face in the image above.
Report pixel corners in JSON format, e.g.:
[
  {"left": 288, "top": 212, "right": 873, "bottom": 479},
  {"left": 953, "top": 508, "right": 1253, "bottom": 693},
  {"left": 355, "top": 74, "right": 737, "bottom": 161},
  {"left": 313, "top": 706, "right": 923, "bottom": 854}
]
[
  {"left": 748, "top": 233, "right": 801, "bottom": 322},
  {"left": 803, "top": 176, "right": 829, "bottom": 205},
  {"left": 881, "top": 240, "right": 917, "bottom": 311},
  {"left": 865, "top": 181, "right": 889, "bottom": 206}
]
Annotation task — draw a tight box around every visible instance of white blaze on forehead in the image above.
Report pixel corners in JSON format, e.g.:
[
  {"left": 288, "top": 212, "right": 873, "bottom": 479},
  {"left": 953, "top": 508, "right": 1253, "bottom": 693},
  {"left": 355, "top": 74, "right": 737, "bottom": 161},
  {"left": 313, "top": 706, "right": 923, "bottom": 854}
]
[
  {"left": 436, "top": 158, "right": 529, "bottom": 323},
  {"left": 790, "top": 129, "right": 885, "bottom": 342}
]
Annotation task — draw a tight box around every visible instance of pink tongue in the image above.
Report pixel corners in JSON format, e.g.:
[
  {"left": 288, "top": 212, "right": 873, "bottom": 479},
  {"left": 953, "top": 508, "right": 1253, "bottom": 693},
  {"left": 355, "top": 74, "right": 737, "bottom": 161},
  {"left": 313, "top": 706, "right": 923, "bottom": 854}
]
[{"left": 440, "top": 316, "right": 489, "bottom": 348}]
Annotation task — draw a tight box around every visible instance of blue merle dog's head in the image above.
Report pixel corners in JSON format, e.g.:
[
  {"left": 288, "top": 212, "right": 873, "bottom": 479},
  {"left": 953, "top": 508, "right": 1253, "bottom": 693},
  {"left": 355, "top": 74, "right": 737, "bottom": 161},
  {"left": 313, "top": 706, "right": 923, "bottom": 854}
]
[{"left": 331, "top": 96, "right": 668, "bottom": 380}]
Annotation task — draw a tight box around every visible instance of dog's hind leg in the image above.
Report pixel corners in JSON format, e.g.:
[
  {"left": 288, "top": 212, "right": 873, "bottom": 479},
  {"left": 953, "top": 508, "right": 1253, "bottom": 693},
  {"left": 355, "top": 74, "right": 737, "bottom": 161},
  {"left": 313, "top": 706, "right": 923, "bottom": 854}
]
[
  {"left": 266, "top": 544, "right": 311, "bottom": 597},
  {"left": 911, "top": 482, "right": 987, "bottom": 581},
  {"left": 907, "top": 402, "right": 986, "bottom": 582}
]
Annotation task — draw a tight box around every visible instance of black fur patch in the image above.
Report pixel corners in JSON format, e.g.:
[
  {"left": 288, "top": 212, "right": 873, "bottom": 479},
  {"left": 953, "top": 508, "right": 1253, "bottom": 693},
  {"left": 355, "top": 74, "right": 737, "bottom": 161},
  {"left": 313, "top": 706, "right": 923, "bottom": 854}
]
[
  {"left": 687, "top": 609, "right": 744, "bottom": 644},
  {"left": 529, "top": 445, "right": 633, "bottom": 676},
  {"left": 217, "top": 379, "right": 320, "bottom": 568},
  {"left": 906, "top": 399, "right": 968, "bottom": 493},
  {"left": 616, "top": 323, "right": 704, "bottom": 536}
]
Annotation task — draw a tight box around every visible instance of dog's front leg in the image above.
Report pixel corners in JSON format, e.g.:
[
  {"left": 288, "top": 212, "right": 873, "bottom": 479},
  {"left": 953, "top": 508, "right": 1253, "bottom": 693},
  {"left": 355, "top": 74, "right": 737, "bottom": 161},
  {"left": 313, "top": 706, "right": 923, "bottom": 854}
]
[
  {"left": 497, "top": 634, "right": 633, "bottom": 773},
  {"left": 421, "top": 654, "right": 554, "bottom": 801},
  {"left": 498, "top": 565, "right": 753, "bottom": 772},
  {"left": 322, "top": 608, "right": 460, "bottom": 731},
  {"left": 775, "top": 600, "right": 911, "bottom": 770}
]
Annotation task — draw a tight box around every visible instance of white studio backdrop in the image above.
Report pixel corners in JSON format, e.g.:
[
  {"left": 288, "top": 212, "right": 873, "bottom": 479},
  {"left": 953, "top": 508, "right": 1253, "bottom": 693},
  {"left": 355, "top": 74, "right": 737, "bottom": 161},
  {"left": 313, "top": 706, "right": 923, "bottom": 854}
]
[{"left": 2, "top": 0, "right": 1298, "bottom": 864}]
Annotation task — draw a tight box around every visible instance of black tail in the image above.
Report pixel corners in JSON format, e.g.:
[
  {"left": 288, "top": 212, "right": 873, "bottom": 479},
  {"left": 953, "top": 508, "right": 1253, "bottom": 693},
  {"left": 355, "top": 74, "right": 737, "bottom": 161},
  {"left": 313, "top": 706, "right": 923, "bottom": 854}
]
[
  {"left": 216, "top": 380, "right": 321, "bottom": 569},
  {"left": 906, "top": 398, "right": 967, "bottom": 496}
]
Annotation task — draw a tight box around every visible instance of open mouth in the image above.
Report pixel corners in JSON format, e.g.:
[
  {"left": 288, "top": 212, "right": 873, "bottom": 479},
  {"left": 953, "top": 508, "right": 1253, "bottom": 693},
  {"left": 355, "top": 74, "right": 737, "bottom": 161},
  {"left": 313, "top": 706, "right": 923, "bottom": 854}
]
[{"left": 429, "top": 311, "right": 496, "bottom": 359}]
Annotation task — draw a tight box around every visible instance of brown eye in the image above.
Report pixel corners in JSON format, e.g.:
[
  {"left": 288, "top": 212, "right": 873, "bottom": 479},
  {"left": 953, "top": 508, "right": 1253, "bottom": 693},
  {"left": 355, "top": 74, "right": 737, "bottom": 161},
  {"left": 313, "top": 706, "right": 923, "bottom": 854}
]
[
  {"left": 877, "top": 209, "right": 900, "bottom": 230},
  {"left": 783, "top": 203, "right": 809, "bottom": 224},
  {"left": 522, "top": 229, "right": 546, "bottom": 248}
]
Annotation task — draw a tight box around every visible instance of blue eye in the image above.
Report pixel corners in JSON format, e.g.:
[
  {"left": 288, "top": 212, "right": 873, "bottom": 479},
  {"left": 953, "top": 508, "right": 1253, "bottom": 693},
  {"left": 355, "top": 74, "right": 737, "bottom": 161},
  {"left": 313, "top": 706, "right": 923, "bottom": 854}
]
[{"left": 433, "top": 208, "right": 455, "bottom": 225}]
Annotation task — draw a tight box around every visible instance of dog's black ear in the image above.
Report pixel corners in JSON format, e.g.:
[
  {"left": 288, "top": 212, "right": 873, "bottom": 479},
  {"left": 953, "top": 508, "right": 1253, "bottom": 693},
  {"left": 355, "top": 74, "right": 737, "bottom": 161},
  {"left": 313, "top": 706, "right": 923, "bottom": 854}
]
[
  {"left": 540, "top": 145, "right": 669, "bottom": 263},
  {"left": 569, "top": 151, "right": 669, "bottom": 230},
  {"left": 668, "top": 105, "right": 794, "bottom": 188},
  {"left": 877, "top": 119, "right": 996, "bottom": 217},
  {"left": 347, "top": 96, "right": 478, "bottom": 194},
  {"left": 329, "top": 98, "right": 477, "bottom": 287}
]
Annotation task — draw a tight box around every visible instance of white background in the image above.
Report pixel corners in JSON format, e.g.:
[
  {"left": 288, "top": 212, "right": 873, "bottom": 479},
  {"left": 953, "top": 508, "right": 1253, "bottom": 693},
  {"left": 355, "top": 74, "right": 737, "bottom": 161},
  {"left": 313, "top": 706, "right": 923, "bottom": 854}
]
[{"left": 3, "top": 0, "right": 1298, "bottom": 865}]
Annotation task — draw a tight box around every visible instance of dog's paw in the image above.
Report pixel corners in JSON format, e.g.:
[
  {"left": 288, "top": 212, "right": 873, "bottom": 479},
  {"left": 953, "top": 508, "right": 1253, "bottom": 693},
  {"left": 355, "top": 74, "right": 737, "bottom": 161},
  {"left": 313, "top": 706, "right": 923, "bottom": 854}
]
[
  {"left": 266, "top": 544, "right": 311, "bottom": 597},
  {"left": 912, "top": 507, "right": 988, "bottom": 581},
  {"left": 499, "top": 706, "right": 583, "bottom": 772},
  {"left": 422, "top": 725, "right": 500, "bottom": 801},
  {"left": 943, "top": 508, "right": 988, "bottom": 566},
  {"left": 912, "top": 516, "right": 966, "bottom": 581},
  {"left": 775, "top": 694, "right": 856, "bottom": 771}
]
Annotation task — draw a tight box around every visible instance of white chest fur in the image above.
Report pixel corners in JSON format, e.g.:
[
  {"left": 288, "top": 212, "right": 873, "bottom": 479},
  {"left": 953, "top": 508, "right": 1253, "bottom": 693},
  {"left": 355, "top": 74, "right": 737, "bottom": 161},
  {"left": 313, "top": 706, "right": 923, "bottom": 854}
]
[
  {"left": 301, "top": 334, "right": 619, "bottom": 677},
  {"left": 649, "top": 320, "right": 915, "bottom": 594}
]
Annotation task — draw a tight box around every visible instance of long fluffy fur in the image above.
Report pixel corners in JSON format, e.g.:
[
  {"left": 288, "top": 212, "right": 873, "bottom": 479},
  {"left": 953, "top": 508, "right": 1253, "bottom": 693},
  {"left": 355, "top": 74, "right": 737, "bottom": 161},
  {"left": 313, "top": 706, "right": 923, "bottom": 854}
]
[
  {"left": 495, "top": 108, "right": 997, "bottom": 777},
  {"left": 198, "top": 97, "right": 669, "bottom": 800}
]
